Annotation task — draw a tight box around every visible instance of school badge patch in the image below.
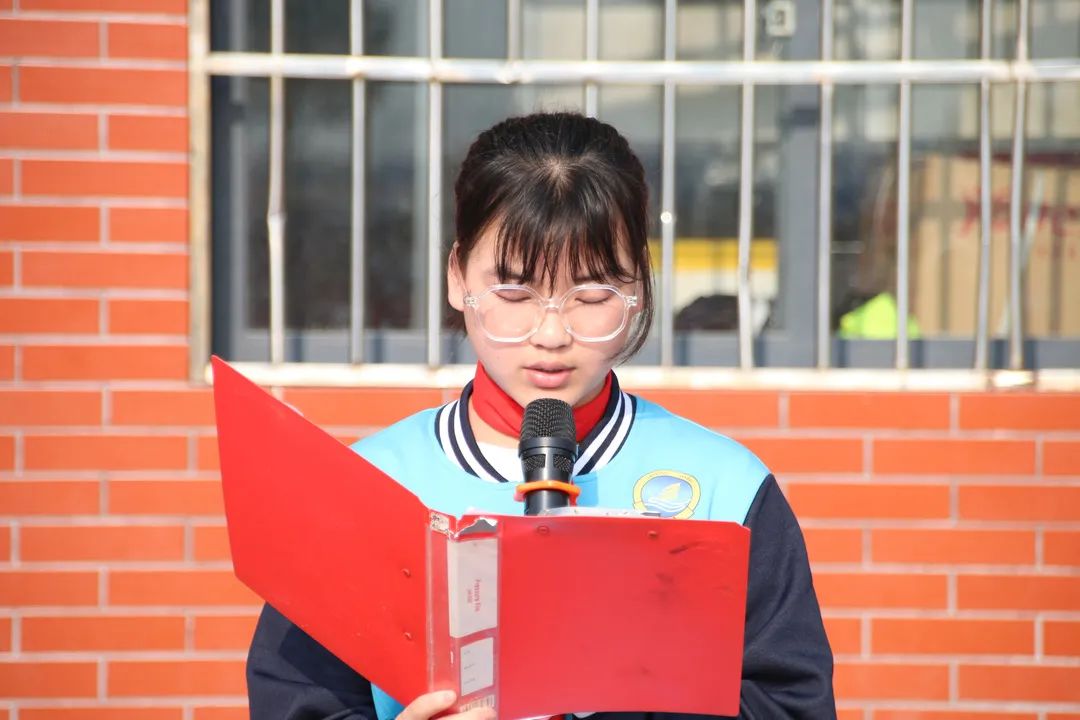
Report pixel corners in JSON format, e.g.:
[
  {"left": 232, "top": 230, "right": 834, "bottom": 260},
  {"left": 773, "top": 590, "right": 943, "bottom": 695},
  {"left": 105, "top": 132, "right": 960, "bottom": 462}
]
[{"left": 632, "top": 470, "right": 701, "bottom": 519}]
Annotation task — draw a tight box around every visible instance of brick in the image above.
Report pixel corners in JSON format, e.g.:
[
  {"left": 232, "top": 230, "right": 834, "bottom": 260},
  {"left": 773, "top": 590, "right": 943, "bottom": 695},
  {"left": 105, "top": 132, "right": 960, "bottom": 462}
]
[
  {"left": 0, "top": 111, "right": 98, "bottom": 149},
  {"left": 109, "top": 570, "right": 260, "bottom": 606},
  {"left": 1045, "top": 441, "right": 1080, "bottom": 476},
  {"left": 872, "top": 529, "right": 1036, "bottom": 565},
  {"left": 282, "top": 388, "right": 450, "bottom": 428},
  {"left": 834, "top": 662, "right": 950, "bottom": 700},
  {"left": 0, "top": 435, "right": 12, "bottom": 470},
  {"left": 0, "top": 346, "right": 12, "bottom": 379},
  {"left": 109, "top": 660, "right": 245, "bottom": 696},
  {"left": 736, "top": 437, "right": 864, "bottom": 474},
  {"left": 0, "top": 526, "right": 9, "bottom": 561},
  {"left": 0, "top": 19, "right": 99, "bottom": 57},
  {"left": 193, "top": 710, "right": 246, "bottom": 720},
  {"left": 197, "top": 434, "right": 220, "bottom": 470},
  {"left": 958, "top": 574, "right": 1080, "bottom": 611},
  {"left": 960, "top": 665, "right": 1080, "bottom": 702},
  {"left": 0, "top": 159, "right": 13, "bottom": 194},
  {"left": 23, "top": 250, "right": 186, "bottom": 289},
  {"left": 0, "top": 251, "right": 11, "bottom": 285},
  {"left": 872, "top": 618, "right": 1034, "bottom": 655},
  {"left": 0, "top": 480, "right": 99, "bottom": 515},
  {"left": 629, "top": 389, "right": 778, "bottom": 428},
  {"left": 112, "top": 389, "right": 214, "bottom": 426},
  {"left": 24, "top": 434, "right": 187, "bottom": 471},
  {"left": 0, "top": 205, "right": 100, "bottom": 241},
  {"left": 873, "top": 438, "right": 1035, "bottom": 475},
  {"left": 23, "top": 615, "right": 185, "bottom": 651},
  {"left": 0, "top": 617, "right": 10, "bottom": 652},
  {"left": 23, "top": 345, "right": 187, "bottom": 380},
  {"left": 823, "top": 616, "right": 860, "bottom": 655},
  {"left": 789, "top": 392, "right": 950, "bottom": 429},
  {"left": 108, "top": 479, "right": 224, "bottom": 515},
  {"left": 23, "top": 159, "right": 187, "bottom": 198},
  {"left": 108, "top": 298, "right": 188, "bottom": 334},
  {"left": 0, "top": 67, "right": 11, "bottom": 102},
  {"left": 194, "top": 613, "right": 258, "bottom": 650},
  {"left": 23, "top": 0, "right": 187, "bottom": 10},
  {"left": 22, "top": 711, "right": 183, "bottom": 720},
  {"left": 21, "top": 525, "right": 185, "bottom": 561},
  {"left": 959, "top": 485, "right": 1080, "bottom": 522},
  {"left": 0, "top": 662, "right": 97, "bottom": 698},
  {"left": 960, "top": 393, "right": 1080, "bottom": 431},
  {"left": 803, "top": 528, "right": 862, "bottom": 564},
  {"left": 108, "top": 113, "right": 186, "bottom": 152},
  {"left": 1045, "top": 620, "right": 1080, "bottom": 656},
  {"left": 1046, "top": 531, "right": 1080, "bottom": 566},
  {"left": 0, "top": 298, "right": 99, "bottom": 333},
  {"left": 108, "top": 22, "right": 186, "bottom": 60},
  {"left": 194, "top": 524, "right": 230, "bottom": 561},
  {"left": 787, "top": 483, "right": 950, "bottom": 520},
  {"left": 20, "top": 66, "right": 186, "bottom": 106},
  {"left": 110, "top": 207, "right": 186, "bottom": 242},
  {"left": 816, "top": 572, "right": 947, "bottom": 609},
  {"left": 0, "top": 571, "right": 98, "bottom": 605},
  {"left": 874, "top": 712, "right": 1037, "bottom": 720},
  {"left": 0, "top": 390, "right": 101, "bottom": 425}
]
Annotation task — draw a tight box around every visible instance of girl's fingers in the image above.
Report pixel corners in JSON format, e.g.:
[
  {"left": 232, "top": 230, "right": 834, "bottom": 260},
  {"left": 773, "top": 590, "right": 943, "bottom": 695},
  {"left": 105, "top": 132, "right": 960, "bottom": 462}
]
[{"left": 397, "top": 690, "right": 457, "bottom": 720}]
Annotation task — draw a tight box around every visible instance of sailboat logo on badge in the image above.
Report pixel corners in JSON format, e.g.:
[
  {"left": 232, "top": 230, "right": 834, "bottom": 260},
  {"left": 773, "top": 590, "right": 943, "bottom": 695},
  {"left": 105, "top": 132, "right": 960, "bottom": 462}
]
[{"left": 632, "top": 470, "right": 701, "bottom": 519}]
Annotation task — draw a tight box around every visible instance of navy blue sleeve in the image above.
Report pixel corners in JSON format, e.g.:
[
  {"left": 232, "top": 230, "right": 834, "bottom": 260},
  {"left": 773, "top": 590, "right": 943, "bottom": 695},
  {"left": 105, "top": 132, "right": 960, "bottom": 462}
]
[
  {"left": 737, "top": 474, "right": 836, "bottom": 718},
  {"left": 247, "top": 603, "right": 377, "bottom": 720}
]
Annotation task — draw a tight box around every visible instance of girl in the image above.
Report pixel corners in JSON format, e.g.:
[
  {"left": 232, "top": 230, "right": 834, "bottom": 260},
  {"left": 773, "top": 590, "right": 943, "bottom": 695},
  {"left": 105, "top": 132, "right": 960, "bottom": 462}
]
[{"left": 247, "top": 112, "right": 835, "bottom": 719}]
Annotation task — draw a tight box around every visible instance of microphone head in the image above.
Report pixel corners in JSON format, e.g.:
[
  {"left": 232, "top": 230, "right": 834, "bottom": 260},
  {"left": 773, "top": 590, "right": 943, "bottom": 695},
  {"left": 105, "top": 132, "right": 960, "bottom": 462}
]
[
  {"left": 519, "top": 398, "right": 576, "bottom": 474},
  {"left": 520, "top": 398, "right": 576, "bottom": 444}
]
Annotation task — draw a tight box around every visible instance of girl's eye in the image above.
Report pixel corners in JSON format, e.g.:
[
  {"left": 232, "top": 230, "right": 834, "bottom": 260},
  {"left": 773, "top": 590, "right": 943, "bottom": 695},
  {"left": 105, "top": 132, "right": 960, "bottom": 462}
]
[
  {"left": 494, "top": 288, "right": 533, "bottom": 303},
  {"left": 573, "top": 291, "right": 614, "bottom": 305}
]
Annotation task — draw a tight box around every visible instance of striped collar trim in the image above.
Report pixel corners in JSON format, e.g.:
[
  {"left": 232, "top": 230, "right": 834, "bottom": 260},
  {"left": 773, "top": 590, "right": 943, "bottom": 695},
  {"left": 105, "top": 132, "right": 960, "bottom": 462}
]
[{"left": 434, "top": 375, "right": 637, "bottom": 483}]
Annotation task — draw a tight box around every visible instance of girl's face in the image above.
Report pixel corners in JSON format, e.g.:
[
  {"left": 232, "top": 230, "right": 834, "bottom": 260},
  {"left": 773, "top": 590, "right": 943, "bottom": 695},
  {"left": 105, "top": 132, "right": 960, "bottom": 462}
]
[{"left": 448, "top": 225, "right": 640, "bottom": 410}]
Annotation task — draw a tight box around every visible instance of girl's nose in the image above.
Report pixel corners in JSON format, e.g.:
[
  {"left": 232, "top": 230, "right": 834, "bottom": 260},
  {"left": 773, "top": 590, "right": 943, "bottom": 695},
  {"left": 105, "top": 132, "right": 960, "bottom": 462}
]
[{"left": 530, "top": 305, "right": 572, "bottom": 348}]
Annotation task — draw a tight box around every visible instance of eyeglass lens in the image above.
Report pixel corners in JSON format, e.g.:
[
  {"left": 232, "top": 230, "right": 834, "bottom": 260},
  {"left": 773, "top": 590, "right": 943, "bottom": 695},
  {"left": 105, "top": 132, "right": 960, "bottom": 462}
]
[{"left": 476, "top": 286, "right": 627, "bottom": 341}]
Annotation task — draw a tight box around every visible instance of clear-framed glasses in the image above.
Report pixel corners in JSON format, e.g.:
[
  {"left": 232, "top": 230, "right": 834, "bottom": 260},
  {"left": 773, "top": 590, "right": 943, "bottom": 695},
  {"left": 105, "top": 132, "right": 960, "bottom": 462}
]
[{"left": 463, "top": 283, "right": 639, "bottom": 343}]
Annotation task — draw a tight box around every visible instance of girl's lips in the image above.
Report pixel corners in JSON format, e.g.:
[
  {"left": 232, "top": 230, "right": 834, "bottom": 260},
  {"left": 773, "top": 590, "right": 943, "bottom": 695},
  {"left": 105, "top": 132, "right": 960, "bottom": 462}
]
[{"left": 524, "top": 366, "right": 572, "bottom": 389}]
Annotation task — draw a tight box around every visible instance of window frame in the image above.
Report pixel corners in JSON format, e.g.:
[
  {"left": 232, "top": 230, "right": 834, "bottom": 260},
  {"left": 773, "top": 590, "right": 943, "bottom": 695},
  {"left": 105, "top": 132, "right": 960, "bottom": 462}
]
[{"left": 187, "top": 0, "right": 1080, "bottom": 389}]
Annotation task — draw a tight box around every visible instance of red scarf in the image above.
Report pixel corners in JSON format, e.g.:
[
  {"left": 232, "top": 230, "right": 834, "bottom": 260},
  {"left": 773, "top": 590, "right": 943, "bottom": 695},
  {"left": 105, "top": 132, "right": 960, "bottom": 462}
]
[{"left": 471, "top": 363, "right": 612, "bottom": 442}]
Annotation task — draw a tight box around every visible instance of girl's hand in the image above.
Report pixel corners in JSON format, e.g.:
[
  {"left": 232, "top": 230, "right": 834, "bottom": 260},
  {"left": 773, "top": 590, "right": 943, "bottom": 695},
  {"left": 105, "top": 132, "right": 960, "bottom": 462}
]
[{"left": 397, "top": 690, "right": 495, "bottom": 720}]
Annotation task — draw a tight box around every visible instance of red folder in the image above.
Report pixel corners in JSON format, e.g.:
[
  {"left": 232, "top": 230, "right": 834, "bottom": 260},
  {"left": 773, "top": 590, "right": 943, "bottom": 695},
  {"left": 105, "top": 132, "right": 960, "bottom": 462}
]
[{"left": 212, "top": 356, "right": 750, "bottom": 719}]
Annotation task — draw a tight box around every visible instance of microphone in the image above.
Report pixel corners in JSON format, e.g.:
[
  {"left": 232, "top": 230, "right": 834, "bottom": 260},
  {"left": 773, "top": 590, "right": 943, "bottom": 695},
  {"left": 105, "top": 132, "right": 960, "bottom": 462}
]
[{"left": 516, "top": 398, "right": 581, "bottom": 516}]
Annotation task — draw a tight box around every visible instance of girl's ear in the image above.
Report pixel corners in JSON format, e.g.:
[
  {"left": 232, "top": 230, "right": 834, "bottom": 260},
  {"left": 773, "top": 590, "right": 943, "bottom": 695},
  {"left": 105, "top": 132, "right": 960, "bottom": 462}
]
[{"left": 446, "top": 242, "right": 466, "bottom": 312}]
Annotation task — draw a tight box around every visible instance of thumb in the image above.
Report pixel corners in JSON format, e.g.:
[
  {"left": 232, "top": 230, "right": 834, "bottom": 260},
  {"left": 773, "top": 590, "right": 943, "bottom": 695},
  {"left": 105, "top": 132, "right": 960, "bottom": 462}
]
[{"left": 398, "top": 690, "right": 457, "bottom": 720}]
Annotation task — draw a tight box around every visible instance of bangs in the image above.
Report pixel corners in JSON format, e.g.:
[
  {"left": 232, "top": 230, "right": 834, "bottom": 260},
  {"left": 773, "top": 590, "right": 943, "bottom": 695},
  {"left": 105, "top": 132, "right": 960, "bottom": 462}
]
[{"left": 488, "top": 163, "right": 641, "bottom": 289}]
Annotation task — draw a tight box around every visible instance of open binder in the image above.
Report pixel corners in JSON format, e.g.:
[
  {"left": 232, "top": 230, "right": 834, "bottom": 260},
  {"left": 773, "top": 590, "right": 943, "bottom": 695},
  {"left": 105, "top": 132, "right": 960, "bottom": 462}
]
[{"left": 212, "top": 356, "right": 751, "bottom": 719}]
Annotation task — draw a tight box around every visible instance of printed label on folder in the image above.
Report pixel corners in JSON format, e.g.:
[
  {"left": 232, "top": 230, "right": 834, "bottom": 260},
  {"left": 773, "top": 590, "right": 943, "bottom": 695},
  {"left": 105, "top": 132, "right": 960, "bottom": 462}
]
[
  {"left": 447, "top": 537, "right": 498, "bottom": 638},
  {"left": 460, "top": 637, "right": 495, "bottom": 696}
]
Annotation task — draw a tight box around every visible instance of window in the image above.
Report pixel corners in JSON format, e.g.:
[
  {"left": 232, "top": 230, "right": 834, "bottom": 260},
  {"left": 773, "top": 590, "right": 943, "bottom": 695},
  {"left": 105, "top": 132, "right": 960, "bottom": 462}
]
[{"left": 192, "top": 0, "right": 1080, "bottom": 376}]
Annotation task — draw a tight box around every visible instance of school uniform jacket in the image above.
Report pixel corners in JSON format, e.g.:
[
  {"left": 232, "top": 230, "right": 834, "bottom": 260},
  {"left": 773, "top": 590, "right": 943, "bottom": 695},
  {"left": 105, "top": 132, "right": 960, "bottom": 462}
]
[{"left": 247, "top": 375, "right": 837, "bottom": 719}]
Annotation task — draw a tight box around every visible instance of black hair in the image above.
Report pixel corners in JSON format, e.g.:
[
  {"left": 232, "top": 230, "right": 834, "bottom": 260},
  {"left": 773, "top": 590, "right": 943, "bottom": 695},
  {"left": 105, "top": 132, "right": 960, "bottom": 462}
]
[{"left": 453, "top": 111, "right": 654, "bottom": 361}]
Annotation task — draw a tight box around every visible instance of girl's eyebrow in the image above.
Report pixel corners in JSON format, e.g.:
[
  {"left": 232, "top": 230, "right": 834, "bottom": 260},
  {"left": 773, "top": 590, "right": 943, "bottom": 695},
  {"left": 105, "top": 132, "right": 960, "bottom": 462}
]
[{"left": 484, "top": 268, "right": 525, "bottom": 283}]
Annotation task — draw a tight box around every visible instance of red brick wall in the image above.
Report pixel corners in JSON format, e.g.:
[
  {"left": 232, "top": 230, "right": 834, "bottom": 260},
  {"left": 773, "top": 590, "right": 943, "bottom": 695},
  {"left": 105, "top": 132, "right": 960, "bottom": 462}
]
[{"left": 1, "top": 3, "right": 1079, "bottom": 718}]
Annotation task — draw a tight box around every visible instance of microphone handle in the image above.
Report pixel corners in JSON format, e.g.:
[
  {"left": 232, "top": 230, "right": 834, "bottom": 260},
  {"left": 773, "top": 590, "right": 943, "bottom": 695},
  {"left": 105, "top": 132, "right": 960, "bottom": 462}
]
[{"left": 524, "top": 487, "right": 571, "bottom": 516}]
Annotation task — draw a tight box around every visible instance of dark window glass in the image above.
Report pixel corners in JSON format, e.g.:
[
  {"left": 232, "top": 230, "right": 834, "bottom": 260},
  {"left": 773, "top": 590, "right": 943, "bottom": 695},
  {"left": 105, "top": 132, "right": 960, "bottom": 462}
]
[
  {"left": 285, "top": 0, "right": 350, "bottom": 54},
  {"left": 365, "top": 0, "right": 428, "bottom": 56},
  {"left": 211, "top": 76, "right": 269, "bottom": 361},
  {"left": 445, "top": 0, "right": 508, "bottom": 58},
  {"left": 600, "top": 0, "right": 663, "bottom": 61},
  {"left": 675, "top": 0, "right": 742, "bottom": 60}
]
